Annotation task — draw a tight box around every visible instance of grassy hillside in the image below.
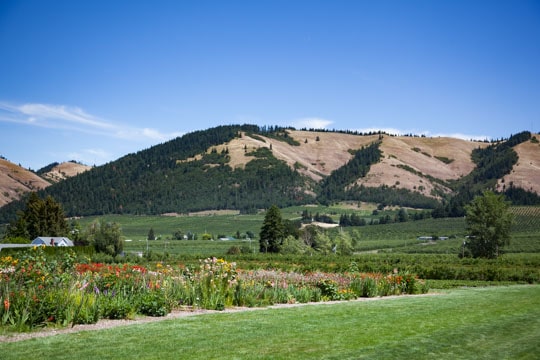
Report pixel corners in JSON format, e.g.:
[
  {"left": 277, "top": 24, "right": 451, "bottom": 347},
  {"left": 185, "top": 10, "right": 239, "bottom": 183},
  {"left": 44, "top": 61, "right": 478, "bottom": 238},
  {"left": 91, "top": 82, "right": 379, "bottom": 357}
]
[{"left": 0, "top": 159, "right": 50, "bottom": 207}]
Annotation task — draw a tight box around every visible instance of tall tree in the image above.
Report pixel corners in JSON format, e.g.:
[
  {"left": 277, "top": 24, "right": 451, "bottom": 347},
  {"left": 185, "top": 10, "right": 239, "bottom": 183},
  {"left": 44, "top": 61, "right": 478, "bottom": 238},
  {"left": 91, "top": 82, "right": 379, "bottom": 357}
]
[
  {"left": 84, "top": 220, "right": 124, "bottom": 256},
  {"left": 259, "top": 205, "right": 284, "bottom": 253},
  {"left": 465, "top": 191, "right": 514, "bottom": 258},
  {"left": 334, "top": 230, "right": 354, "bottom": 255}
]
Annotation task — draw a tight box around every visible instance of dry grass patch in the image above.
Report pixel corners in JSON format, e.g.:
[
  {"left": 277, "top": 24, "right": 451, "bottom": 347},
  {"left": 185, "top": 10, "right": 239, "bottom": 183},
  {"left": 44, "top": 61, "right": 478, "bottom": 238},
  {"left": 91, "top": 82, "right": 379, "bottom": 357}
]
[{"left": 498, "top": 134, "right": 540, "bottom": 195}]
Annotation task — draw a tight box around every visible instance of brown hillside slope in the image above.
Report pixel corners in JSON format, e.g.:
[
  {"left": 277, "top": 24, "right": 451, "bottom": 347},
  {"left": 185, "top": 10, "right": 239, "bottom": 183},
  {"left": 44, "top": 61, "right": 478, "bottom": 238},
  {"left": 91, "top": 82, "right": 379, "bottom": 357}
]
[
  {"left": 356, "top": 136, "right": 486, "bottom": 198},
  {"left": 42, "top": 162, "right": 91, "bottom": 183},
  {"left": 497, "top": 134, "right": 540, "bottom": 195},
  {"left": 215, "top": 131, "right": 379, "bottom": 181},
  {"left": 215, "top": 131, "right": 487, "bottom": 199},
  {"left": 0, "top": 159, "right": 50, "bottom": 207},
  {"left": 273, "top": 131, "right": 380, "bottom": 180}
]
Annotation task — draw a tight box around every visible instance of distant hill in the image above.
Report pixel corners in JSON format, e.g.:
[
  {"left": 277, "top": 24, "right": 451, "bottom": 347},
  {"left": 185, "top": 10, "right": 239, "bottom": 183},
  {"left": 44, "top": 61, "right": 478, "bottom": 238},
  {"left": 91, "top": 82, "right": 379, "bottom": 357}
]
[
  {"left": 38, "top": 161, "right": 91, "bottom": 183},
  {"left": 0, "top": 125, "right": 538, "bottom": 222},
  {"left": 0, "top": 159, "right": 90, "bottom": 208},
  {"left": 0, "top": 158, "right": 50, "bottom": 207}
]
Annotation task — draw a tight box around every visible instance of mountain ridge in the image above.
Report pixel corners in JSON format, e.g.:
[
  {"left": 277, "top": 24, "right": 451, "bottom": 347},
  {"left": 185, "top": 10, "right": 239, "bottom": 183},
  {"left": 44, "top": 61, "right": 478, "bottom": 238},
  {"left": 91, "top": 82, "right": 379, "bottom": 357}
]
[{"left": 0, "top": 126, "right": 538, "bottom": 222}]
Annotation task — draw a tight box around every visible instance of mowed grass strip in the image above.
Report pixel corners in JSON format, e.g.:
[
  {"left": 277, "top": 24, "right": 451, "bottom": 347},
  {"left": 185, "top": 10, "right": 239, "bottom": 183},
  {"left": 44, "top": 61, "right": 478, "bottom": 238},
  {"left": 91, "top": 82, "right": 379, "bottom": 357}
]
[{"left": 2, "top": 286, "right": 539, "bottom": 359}]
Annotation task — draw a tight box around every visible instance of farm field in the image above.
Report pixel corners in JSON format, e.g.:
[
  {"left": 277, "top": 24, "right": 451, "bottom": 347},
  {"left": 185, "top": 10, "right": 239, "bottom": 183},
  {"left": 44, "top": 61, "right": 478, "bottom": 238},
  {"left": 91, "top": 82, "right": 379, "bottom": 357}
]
[
  {"left": 76, "top": 205, "right": 540, "bottom": 257},
  {"left": 2, "top": 285, "right": 539, "bottom": 359}
]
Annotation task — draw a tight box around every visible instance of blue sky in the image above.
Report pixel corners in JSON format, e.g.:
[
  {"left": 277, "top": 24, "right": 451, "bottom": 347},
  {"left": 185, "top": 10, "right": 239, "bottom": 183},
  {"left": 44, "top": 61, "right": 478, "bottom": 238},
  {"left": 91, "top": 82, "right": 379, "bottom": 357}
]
[{"left": 1, "top": 1, "right": 539, "bottom": 170}]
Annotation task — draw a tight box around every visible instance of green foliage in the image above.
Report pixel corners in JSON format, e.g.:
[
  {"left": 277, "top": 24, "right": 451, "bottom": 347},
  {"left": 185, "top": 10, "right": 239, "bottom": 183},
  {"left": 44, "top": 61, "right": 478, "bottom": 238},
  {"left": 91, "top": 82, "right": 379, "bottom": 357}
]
[
  {"left": 137, "top": 291, "right": 170, "bottom": 317},
  {"left": 465, "top": 191, "right": 514, "bottom": 258},
  {"left": 1, "top": 236, "right": 30, "bottom": 244},
  {"left": 334, "top": 231, "right": 354, "bottom": 255},
  {"left": 316, "top": 279, "right": 341, "bottom": 300},
  {"left": 314, "top": 231, "right": 332, "bottom": 254},
  {"left": 200, "top": 233, "right": 213, "bottom": 240},
  {"left": 99, "top": 293, "right": 136, "bottom": 320},
  {"left": 280, "top": 235, "right": 310, "bottom": 255},
  {"left": 256, "top": 127, "right": 301, "bottom": 146},
  {"left": 504, "top": 186, "right": 540, "bottom": 205},
  {"left": 434, "top": 155, "right": 454, "bottom": 164}
]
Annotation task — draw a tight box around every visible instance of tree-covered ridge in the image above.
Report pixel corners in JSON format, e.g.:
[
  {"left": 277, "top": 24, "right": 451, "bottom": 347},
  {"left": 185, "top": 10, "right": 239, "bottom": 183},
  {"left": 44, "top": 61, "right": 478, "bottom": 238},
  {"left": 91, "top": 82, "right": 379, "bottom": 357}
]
[
  {"left": 35, "top": 162, "right": 60, "bottom": 176},
  {"left": 434, "top": 131, "right": 533, "bottom": 217},
  {"left": 317, "top": 141, "right": 382, "bottom": 204}
]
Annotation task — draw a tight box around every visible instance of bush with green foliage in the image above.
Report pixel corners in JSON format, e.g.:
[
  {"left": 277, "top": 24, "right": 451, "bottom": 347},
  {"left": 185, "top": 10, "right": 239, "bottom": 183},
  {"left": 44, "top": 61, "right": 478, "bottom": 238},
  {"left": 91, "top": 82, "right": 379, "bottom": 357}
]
[
  {"left": 84, "top": 220, "right": 124, "bottom": 256},
  {"left": 465, "top": 191, "right": 514, "bottom": 258}
]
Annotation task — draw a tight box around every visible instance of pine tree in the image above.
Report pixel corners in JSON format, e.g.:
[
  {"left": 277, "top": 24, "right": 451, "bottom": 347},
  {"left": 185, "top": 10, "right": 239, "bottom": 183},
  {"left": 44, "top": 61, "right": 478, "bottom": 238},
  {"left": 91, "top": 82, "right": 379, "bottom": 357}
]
[
  {"left": 259, "top": 205, "right": 284, "bottom": 253},
  {"left": 4, "top": 193, "right": 68, "bottom": 240},
  {"left": 148, "top": 227, "right": 156, "bottom": 241}
]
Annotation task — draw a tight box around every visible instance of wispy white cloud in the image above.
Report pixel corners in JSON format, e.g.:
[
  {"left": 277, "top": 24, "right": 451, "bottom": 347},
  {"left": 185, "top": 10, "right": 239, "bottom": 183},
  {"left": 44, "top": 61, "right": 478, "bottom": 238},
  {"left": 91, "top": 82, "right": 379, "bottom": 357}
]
[
  {"left": 0, "top": 101, "right": 183, "bottom": 142},
  {"left": 293, "top": 117, "right": 333, "bottom": 129},
  {"left": 18, "top": 103, "right": 115, "bottom": 129},
  {"left": 355, "top": 127, "right": 408, "bottom": 136},
  {"left": 428, "top": 132, "right": 490, "bottom": 141},
  {"left": 354, "top": 127, "right": 489, "bottom": 141}
]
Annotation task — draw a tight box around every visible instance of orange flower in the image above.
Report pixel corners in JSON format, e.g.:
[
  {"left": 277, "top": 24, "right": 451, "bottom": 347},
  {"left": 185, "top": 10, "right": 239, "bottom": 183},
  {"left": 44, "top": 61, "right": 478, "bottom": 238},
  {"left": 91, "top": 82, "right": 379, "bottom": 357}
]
[{"left": 3, "top": 299, "right": 9, "bottom": 311}]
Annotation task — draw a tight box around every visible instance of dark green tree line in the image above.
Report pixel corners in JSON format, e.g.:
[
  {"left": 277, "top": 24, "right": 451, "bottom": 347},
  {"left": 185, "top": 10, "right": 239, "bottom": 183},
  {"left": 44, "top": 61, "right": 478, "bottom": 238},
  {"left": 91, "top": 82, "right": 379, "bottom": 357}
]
[{"left": 4, "top": 192, "right": 68, "bottom": 241}]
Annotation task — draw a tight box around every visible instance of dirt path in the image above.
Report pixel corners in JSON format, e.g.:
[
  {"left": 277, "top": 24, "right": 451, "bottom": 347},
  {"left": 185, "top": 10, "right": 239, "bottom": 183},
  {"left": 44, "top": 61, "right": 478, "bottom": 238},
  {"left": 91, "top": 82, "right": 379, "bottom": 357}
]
[{"left": 0, "top": 294, "right": 437, "bottom": 343}]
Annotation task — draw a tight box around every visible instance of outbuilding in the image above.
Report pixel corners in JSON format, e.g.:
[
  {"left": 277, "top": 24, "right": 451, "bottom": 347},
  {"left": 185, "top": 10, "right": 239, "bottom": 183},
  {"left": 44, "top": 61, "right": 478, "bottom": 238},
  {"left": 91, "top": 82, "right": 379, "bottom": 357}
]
[{"left": 32, "top": 237, "right": 74, "bottom": 247}]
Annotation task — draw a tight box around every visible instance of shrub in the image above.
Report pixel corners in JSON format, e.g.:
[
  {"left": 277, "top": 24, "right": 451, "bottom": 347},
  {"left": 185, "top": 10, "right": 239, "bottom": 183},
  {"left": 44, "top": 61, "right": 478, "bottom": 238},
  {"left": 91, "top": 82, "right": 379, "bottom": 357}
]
[
  {"left": 317, "top": 279, "right": 340, "bottom": 300},
  {"left": 99, "top": 292, "right": 136, "bottom": 320},
  {"left": 137, "top": 291, "right": 171, "bottom": 317},
  {"left": 226, "top": 246, "right": 241, "bottom": 255}
]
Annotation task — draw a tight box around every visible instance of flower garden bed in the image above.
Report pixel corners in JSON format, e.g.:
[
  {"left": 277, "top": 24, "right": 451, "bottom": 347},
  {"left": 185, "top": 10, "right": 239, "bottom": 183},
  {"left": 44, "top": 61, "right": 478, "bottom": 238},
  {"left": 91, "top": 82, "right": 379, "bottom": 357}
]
[{"left": 1, "top": 246, "right": 428, "bottom": 332}]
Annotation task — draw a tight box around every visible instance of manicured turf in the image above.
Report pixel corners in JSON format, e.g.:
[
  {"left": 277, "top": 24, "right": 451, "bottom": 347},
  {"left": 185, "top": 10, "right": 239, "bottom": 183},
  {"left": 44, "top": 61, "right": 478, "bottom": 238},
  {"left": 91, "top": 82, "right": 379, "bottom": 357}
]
[{"left": 2, "top": 285, "right": 539, "bottom": 359}]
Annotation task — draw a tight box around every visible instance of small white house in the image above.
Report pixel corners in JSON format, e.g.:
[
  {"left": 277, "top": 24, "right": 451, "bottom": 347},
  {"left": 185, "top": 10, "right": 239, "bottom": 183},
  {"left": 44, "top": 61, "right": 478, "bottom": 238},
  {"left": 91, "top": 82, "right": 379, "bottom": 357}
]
[{"left": 32, "top": 237, "right": 74, "bottom": 247}]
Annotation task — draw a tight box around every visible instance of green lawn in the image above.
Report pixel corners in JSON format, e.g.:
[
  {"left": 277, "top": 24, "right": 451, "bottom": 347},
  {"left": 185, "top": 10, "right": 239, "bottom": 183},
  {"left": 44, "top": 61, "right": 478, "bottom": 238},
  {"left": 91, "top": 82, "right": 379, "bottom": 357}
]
[{"left": 2, "top": 285, "right": 539, "bottom": 359}]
